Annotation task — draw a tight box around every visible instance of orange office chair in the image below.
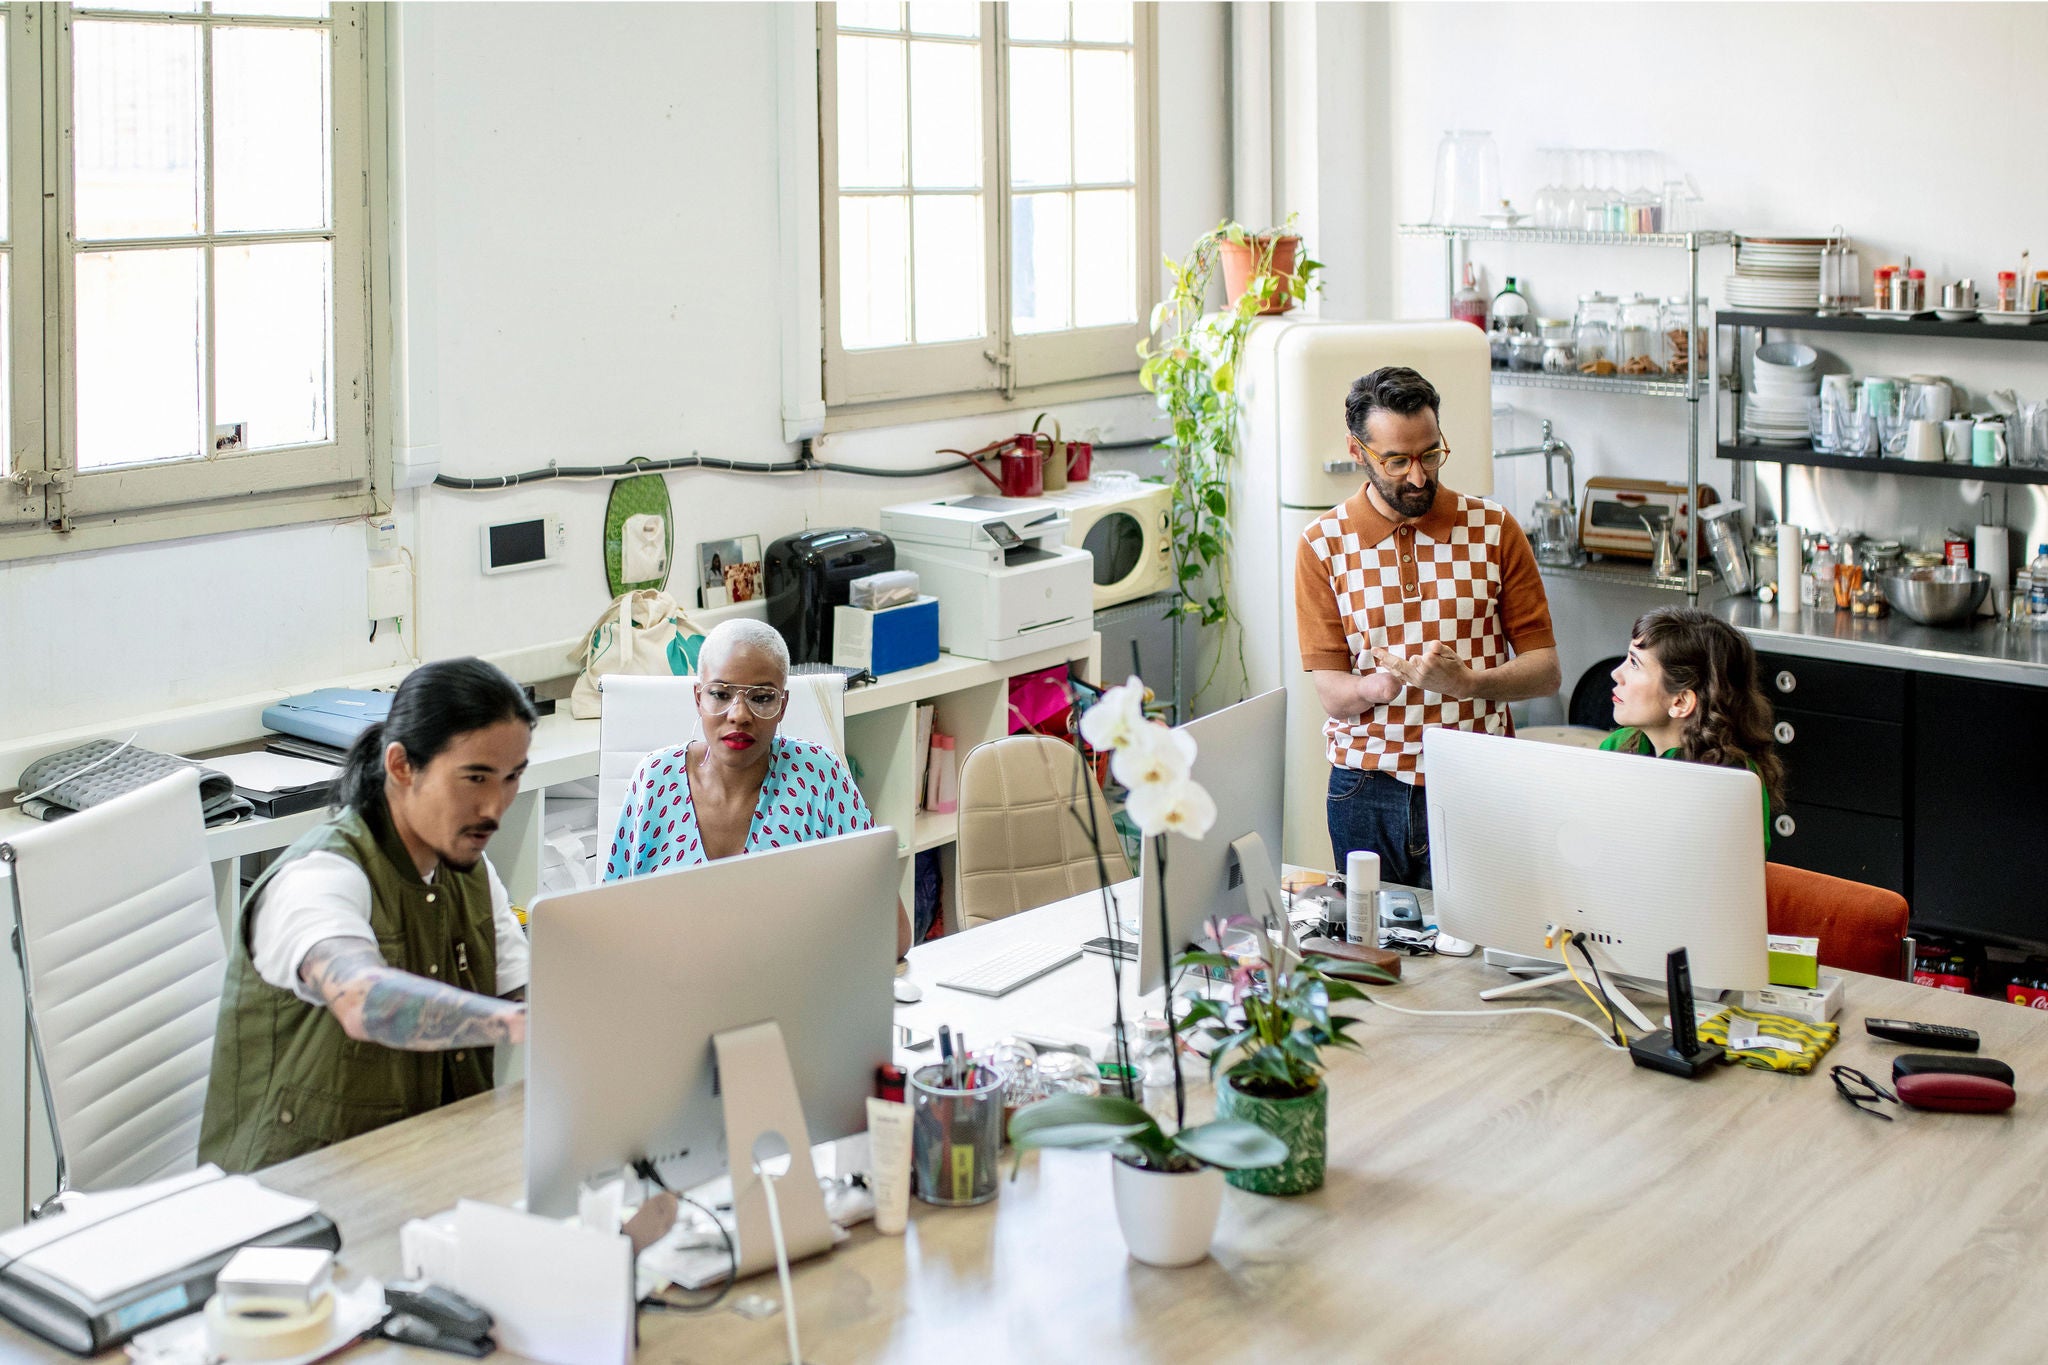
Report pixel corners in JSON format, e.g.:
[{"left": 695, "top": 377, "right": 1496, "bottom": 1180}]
[{"left": 1764, "top": 863, "right": 1910, "bottom": 980}]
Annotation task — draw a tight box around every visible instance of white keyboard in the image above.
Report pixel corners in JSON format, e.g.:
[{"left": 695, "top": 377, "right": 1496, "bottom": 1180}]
[{"left": 937, "top": 941, "right": 1084, "bottom": 997}]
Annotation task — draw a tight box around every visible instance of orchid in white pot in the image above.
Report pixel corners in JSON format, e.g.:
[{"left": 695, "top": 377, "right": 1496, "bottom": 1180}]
[{"left": 1006, "top": 677, "right": 1285, "bottom": 1267}]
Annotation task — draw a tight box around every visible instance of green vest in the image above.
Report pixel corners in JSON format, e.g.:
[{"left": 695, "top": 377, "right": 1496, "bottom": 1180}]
[{"left": 197, "top": 803, "right": 498, "bottom": 1173}]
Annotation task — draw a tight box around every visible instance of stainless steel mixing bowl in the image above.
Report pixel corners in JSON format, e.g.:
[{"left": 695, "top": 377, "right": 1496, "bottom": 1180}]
[{"left": 1879, "top": 566, "right": 1990, "bottom": 626}]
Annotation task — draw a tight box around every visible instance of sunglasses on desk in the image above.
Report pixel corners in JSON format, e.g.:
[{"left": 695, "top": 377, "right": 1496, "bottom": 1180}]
[{"left": 1830, "top": 1065, "right": 1900, "bottom": 1121}]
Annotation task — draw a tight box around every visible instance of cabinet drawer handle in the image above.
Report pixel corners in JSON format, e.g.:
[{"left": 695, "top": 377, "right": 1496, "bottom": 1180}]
[
  {"left": 1774, "top": 721, "right": 1795, "bottom": 744},
  {"left": 1773, "top": 814, "right": 1796, "bottom": 838},
  {"left": 1775, "top": 669, "right": 1798, "bottom": 694}
]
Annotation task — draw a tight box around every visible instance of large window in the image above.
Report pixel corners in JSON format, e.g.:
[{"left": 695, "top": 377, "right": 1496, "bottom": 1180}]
[
  {"left": 0, "top": 2, "right": 374, "bottom": 558},
  {"left": 820, "top": 1, "right": 1154, "bottom": 416}
]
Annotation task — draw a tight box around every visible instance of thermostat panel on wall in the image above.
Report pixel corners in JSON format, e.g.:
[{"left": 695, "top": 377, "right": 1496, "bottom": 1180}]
[{"left": 480, "top": 516, "right": 565, "bottom": 575}]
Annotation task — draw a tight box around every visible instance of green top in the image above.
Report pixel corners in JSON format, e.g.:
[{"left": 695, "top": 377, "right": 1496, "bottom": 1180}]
[
  {"left": 198, "top": 803, "right": 498, "bottom": 1173},
  {"left": 1600, "top": 727, "right": 1773, "bottom": 853}
]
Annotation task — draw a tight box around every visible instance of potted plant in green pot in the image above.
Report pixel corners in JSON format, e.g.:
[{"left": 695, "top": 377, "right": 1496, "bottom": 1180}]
[
  {"left": 1174, "top": 916, "right": 1396, "bottom": 1196},
  {"left": 1139, "top": 217, "right": 1321, "bottom": 695},
  {"left": 1005, "top": 675, "right": 1287, "bottom": 1265}
]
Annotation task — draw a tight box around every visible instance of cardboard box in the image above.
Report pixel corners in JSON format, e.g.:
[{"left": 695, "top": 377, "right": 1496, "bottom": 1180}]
[
  {"left": 1767, "top": 934, "right": 1820, "bottom": 989},
  {"left": 833, "top": 596, "right": 940, "bottom": 675},
  {"left": 1739, "top": 974, "right": 1845, "bottom": 1025}
]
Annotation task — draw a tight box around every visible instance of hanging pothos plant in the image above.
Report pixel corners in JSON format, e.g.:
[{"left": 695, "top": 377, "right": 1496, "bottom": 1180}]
[{"left": 1138, "top": 218, "right": 1320, "bottom": 693}]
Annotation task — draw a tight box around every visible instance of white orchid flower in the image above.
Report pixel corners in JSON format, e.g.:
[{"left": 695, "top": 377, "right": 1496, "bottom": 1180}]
[
  {"left": 1109, "top": 721, "right": 1195, "bottom": 791},
  {"left": 1124, "top": 774, "right": 1217, "bottom": 840},
  {"left": 1078, "top": 675, "right": 1148, "bottom": 752}
]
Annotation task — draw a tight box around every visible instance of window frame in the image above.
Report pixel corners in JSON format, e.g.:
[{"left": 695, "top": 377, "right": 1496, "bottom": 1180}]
[
  {"left": 0, "top": 1, "right": 380, "bottom": 561},
  {"left": 817, "top": 1, "right": 1157, "bottom": 426}
]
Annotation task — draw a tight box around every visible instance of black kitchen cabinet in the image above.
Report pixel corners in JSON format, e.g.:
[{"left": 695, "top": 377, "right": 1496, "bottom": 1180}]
[
  {"left": 1757, "top": 650, "right": 1911, "bottom": 894},
  {"left": 1913, "top": 672, "right": 2048, "bottom": 946}
]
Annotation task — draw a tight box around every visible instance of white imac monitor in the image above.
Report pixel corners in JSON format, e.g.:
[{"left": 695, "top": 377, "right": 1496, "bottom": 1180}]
[
  {"left": 1423, "top": 728, "right": 1770, "bottom": 1004},
  {"left": 523, "top": 828, "right": 900, "bottom": 1223},
  {"left": 1136, "top": 688, "right": 1288, "bottom": 994}
]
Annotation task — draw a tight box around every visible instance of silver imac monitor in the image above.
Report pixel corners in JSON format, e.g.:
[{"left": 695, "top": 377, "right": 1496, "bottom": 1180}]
[
  {"left": 1135, "top": 688, "right": 1288, "bottom": 994},
  {"left": 524, "top": 827, "right": 900, "bottom": 1219},
  {"left": 1423, "top": 728, "right": 1770, "bottom": 1015}
]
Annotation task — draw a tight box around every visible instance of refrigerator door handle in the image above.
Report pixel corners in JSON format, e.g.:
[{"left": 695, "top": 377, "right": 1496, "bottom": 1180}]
[{"left": 1321, "top": 458, "right": 1361, "bottom": 475}]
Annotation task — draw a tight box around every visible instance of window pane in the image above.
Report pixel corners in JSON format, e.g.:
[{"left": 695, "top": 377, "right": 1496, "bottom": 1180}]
[
  {"left": 216, "top": 241, "right": 332, "bottom": 450},
  {"left": 1011, "top": 192, "right": 1071, "bottom": 334},
  {"left": 76, "top": 1, "right": 201, "bottom": 11},
  {"left": 0, "top": 255, "right": 9, "bottom": 474},
  {"left": 912, "top": 196, "right": 983, "bottom": 343},
  {"left": 909, "top": 40, "right": 977, "bottom": 189},
  {"left": 906, "top": 3, "right": 977, "bottom": 38},
  {"left": 1072, "top": 50, "right": 1131, "bottom": 184},
  {"left": 74, "top": 21, "right": 203, "bottom": 241},
  {"left": 1071, "top": 2, "right": 1131, "bottom": 43},
  {"left": 837, "top": 36, "right": 906, "bottom": 190},
  {"left": 211, "top": 0, "right": 331, "bottom": 16},
  {"left": 839, "top": 196, "right": 910, "bottom": 350},
  {"left": 215, "top": 26, "right": 331, "bottom": 233},
  {"left": 837, "top": 1, "right": 902, "bottom": 32},
  {"left": 1008, "top": 48, "right": 1069, "bottom": 188},
  {"left": 0, "top": 27, "right": 9, "bottom": 244},
  {"left": 1008, "top": 1, "right": 1068, "bottom": 41},
  {"left": 76, "top": 248, "right": 202, "bottom": 469},
  {"left": 1073, "top": 189, "right": 1134, "bottom": 328}
]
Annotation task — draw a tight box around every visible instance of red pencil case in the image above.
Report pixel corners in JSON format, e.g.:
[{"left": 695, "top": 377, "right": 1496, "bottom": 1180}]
[{"left": 1895, "top": 1071, "right": 2015, "bottom": 1113}]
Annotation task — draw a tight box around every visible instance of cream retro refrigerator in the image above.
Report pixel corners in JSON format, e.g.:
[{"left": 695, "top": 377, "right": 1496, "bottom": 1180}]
[{"left": 1230, "top": 318, "right": 1493, "bottom": 871}]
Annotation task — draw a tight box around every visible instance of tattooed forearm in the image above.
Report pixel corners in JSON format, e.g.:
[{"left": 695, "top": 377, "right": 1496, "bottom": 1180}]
[{"left": 300, "top": 938, "right": 527, "bottom": 1050}]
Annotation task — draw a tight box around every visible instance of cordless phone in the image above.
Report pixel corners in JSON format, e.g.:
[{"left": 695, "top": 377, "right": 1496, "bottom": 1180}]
[
  {"left": 1627, "top": 945, "right": 1722, "bottom": 1078},
  {"left": 1667, "top": 949, "right": 1699, "bottom": 1057}
]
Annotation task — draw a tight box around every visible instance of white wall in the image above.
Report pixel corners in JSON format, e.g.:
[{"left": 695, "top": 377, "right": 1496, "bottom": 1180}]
[
  {"left": 0, "top": 2, "right": 1230, "bottom": 760},
  {"left": 1383, "top": 2, "right": 2048, "bottom": 555}
]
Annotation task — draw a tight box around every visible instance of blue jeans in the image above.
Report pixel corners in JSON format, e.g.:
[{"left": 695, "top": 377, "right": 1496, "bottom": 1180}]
[{"left": 1327, "top": 767, "right": 1432, "bottom": 889}]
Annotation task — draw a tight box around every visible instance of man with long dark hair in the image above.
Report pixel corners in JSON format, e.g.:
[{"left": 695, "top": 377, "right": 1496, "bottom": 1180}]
[
  {"left": 199, "top": 658, "right": 537, "bottom": 1171},
  {"left": 1295, "top": 366, "right": 1561, "bottom": 889}
]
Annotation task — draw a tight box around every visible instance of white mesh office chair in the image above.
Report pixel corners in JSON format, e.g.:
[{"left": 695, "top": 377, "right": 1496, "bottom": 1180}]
[
  {"left": 597, "top": 673, "right": 848, "bottom": 837},
  {"left": 0, "top": 769, "right": 226, "bottom": 1207}
]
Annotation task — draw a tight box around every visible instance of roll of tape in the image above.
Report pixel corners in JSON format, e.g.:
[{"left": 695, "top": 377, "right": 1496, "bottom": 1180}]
[{"left": 204, "top": 1291, "right": 335, "bottom": 1361}]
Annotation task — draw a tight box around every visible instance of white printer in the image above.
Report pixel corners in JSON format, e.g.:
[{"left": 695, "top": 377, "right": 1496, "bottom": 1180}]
[{"left": 880, "top": 495, "right": 1094, "bottom": 661}]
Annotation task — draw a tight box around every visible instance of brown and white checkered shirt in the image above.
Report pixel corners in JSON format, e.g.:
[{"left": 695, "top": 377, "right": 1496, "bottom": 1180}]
[{"left": 1295, "top": 484, "right": 1556, "bottom": 783}]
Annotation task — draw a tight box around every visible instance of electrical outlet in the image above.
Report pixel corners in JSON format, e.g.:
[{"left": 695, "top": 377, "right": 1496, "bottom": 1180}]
[{"left": 367, "top": 563, "right": 410, "bottom": 621}]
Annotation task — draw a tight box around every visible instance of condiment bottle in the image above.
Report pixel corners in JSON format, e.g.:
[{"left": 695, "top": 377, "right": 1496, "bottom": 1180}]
[
  {"left": 1491, "top": 276, "right": 1534, "bottom": 334},
  {"left": 1451, "top": 262, "right": 1488, "bottom": 330},
  {"left": 1906, "top": 269, "right": 1927, "bottom": 311},
  {"left": 1810, "top": 539, "right": 1837, "bottom": 613},
  {"left": 1997, "top": 271, "right": 2020, "bottom": 312}
]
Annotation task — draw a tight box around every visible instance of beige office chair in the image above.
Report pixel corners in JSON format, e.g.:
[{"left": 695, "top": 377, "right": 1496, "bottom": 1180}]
[
  {"left": 0, "top": 769, "right": 226, "bottom": 1209},
  {"left": 955, "top": 735, "right": 1131, "bottom": 927},
  {"left": 597, "top": 672, "right": 847, "bottom": 837}
]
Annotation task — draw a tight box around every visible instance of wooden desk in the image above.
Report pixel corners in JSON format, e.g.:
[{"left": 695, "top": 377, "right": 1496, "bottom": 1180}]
[{"left": 10, "top": 898, "right": 2048, "bottom": 1364}]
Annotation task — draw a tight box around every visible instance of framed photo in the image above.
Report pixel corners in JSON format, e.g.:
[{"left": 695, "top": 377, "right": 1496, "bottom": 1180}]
[
  {"left": 696, "top": 535, "right": 762, "bottom": 609},
  {"left": 212, "top": 421, "right": 247, "bottom": 454}
]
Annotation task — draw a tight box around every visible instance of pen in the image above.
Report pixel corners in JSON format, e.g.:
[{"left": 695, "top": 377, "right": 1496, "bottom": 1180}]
[
  {"left": 955, "top": 1033, "right": 967, "bottom": 1088},
  {"left": 938, "top": 1024, "right": 955, "bottom": 1087}
]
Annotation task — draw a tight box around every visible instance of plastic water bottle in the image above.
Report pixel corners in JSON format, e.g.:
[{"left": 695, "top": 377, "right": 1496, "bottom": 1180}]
[{"left": 2029, "top": 546, "right": 2048, "bottom": 628}]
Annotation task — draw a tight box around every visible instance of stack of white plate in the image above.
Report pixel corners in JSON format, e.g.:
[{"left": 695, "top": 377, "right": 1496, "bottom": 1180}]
[
  {"left": 1725, "top": 236, "right": 1827, "bottom": 311},
  {"left": 1741, "top": 341, "right": 1818, "bottom": 445}
]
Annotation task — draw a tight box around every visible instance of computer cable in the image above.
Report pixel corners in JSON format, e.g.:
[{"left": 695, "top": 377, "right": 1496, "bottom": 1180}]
[
  {"left": 1554, "top": 931, "right": 1626, "bottom": 1047},
  {"left": 1357, "top": 996, "right": 1627, "bottom": 1052},
  {"left": 1568, "top": 936, "right": 1629, "bottom": 1047},
  {"left": 630, "top": 1157, "right": 736, "bottom": 1314}
]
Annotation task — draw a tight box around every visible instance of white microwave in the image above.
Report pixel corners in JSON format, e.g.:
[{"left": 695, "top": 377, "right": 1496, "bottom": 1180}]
[{"left": 1041, "top": 479, "right": 1174, "bottom": 609}]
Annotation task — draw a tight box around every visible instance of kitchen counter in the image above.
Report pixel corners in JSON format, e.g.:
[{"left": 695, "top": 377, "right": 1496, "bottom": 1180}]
[{"left": 1720, "top": 598, "right": 2048, "bottom": 688}]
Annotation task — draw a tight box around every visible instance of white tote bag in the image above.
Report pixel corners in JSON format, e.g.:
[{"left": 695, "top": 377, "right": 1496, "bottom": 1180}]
[{"left": 567, "top": 590, "right": 703, "bottom": 719}]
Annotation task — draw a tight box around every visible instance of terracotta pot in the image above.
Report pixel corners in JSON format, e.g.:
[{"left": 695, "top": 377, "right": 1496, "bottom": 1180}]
[
  {"left": 1219, "top": 235, "right": 1301, "bottom": 315},
  {"left": 1110, "top": 1156, "right": 1225, "bottom": 1266},
  {"left": 1215, "top": 1076, "right": 1326, "bottom": 1194}
]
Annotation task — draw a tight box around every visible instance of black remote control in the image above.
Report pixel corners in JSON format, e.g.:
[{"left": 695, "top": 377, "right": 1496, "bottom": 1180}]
[{"left": 1864, "top": 1018, "right": 1980, "bottom": 1052}]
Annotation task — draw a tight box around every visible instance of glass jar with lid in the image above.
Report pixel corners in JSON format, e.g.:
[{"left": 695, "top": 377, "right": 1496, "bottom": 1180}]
[
  {"left": 1659, "top": 297, "right": 1708, "bottom": 379},
  {"left": 1616, "top": 293, "right": 1663, "bottom": 375},
  {"left": 1537, "top": 318, "right": 1574, "bottom": 374},
  {"left": 1572, "top": 292, "right": 1618, "bottom": 375}
]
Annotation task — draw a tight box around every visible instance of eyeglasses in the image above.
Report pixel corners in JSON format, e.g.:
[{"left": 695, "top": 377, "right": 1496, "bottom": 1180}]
[
  {"left": 1830, "top": 1065, "right": 1899, "bottom": 1121},
  {"left": 1351, "top": 437, "right": 1451, "bottom": 477},
  {"left": 699, "top": 683, "right": 786, "bottom": 718}
]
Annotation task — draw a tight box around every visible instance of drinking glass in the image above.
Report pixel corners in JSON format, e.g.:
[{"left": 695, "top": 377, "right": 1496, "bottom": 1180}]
[
  {"left": 1876, "top": 391, "right": 1910, "bottom": 457},
  {"left": 1835, "top": 408, "right": 1873, "bottom": 457},
  {"left": 1533, "top": 148, "right": 1565, "bottom": 229}
]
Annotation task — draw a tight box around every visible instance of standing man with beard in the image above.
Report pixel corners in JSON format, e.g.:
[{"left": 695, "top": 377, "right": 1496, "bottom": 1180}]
[
  {"left": 200, "top": 658, "right": 538, "bottom": 1171},
  {"left": 1294, "top": 367, "right": 1561, "bottom": 888}
]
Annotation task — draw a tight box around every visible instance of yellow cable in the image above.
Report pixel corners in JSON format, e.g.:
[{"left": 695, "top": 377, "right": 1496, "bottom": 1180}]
[{"left": 1558, "top": 931, "right": 1627, "bottom": 1046}]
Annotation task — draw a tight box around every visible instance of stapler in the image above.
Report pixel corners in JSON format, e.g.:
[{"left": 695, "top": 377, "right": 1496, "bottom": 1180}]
[{"left": 380, "top": 1280, "right": 495, "bottom": 1357}]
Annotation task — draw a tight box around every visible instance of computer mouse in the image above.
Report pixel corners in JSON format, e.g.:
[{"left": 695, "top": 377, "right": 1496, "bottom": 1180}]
[{"left": 893, "top": 976, "right": 922, "bottom": 1004}]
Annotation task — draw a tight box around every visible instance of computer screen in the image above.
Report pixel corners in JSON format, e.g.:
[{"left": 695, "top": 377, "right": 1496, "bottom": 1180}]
[
  {"left": 523, "top": 827, "right": 901, "bottom": 1217},
  {"left": 1135, "top": 688, "right": 1287, "bottom": 994},
  {"left": 1423, "top": 728, "right": 1770, "bottom": 994}
]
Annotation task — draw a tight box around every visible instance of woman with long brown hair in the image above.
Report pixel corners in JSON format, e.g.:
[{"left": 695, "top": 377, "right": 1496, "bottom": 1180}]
[{"left": 1601, "top": 605, "right": 1784, "bottom": 845}]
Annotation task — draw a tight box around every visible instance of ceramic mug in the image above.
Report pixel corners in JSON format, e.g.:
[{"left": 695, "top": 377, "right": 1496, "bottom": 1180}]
[
  {"left": 1974, "top": 417, "right": 2009, "bottom": 467},
  {"left": 1859, "top": 376, "right": 1898, "bottom": 416},
  {"left": 1907, "top": 378, "right": 1953, "bottom": 423},
  {"left": 1944, "top": 417, "right": 1976, "bottom": 463},
  {"left": 1904, "top": 418, "right": 1945, "bottom": 462}
]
